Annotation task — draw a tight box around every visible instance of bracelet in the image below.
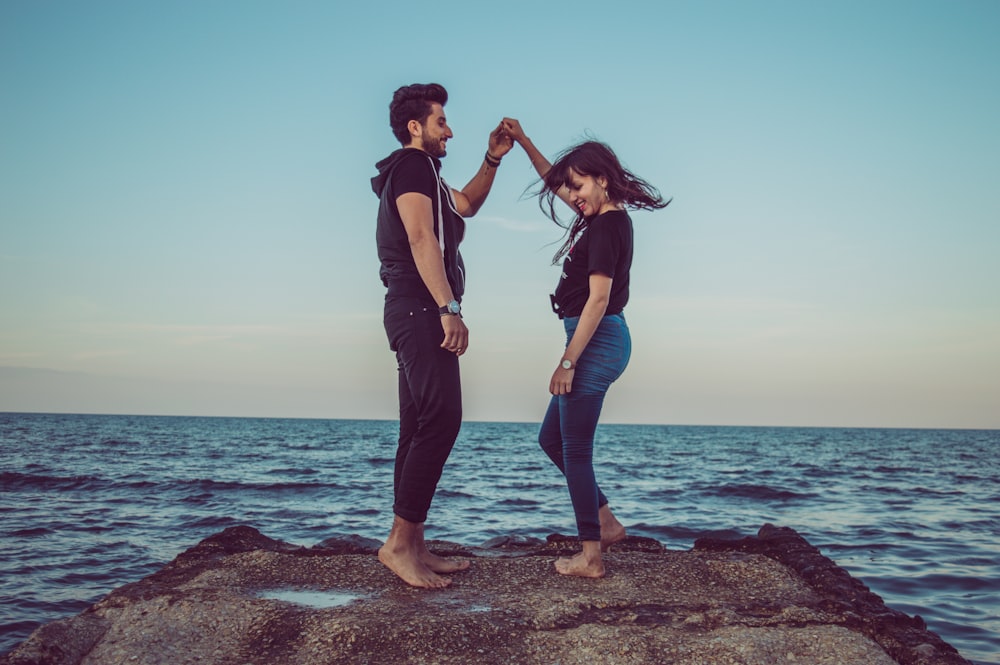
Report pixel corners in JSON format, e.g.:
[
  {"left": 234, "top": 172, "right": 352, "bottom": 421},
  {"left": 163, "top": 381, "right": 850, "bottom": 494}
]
[{"left": 484, "top": 151, "right": 502, "bottom": 168}]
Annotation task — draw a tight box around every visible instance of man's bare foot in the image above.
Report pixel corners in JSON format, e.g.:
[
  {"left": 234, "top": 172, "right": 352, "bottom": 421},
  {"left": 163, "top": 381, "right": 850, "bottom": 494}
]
[
  {"left": 599, "top": 505, "right": 626, "bottom": 552},
  {"left": 379, "top": 545, "right": 452, "bottom": 589},
  {"left": 379, "top": 517, "right": 451, "bottom": 589},
  {"left": 415, "top": 524, "right": 470, "bottom": 574},
  {"left": 420, "top": 549, "right": 471, "bottom": 574},
  {"left": 554, "top": 551, "right": 605, "bottom": 578}
]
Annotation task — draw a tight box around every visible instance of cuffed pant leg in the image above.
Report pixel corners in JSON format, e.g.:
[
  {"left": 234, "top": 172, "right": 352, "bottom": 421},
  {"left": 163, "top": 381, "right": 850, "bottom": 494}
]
[{"left": 385, "top": 299, "right": 462, "bottom": 524}]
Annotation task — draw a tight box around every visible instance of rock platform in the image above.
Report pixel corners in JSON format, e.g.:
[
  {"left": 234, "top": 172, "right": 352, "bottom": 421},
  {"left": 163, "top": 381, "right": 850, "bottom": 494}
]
[{"left": 2, "top": 524, "right": 971, "bottom": 665}]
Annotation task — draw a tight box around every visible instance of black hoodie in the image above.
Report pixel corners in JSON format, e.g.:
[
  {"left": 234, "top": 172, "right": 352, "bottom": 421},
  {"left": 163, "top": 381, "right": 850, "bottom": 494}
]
[{"left": 371, "top": 148, "right": 466, "bottom": 301}]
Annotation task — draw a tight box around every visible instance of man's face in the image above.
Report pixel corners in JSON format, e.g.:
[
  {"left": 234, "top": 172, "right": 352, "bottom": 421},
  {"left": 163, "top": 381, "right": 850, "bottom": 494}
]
[{"left": 417, "top": 103, "right": 453, "bottom": 157}]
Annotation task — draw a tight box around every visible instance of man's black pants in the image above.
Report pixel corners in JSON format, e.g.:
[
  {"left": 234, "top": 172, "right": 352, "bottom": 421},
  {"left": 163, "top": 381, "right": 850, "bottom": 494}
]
[{"left": 383, "top": 296, "right": 462, "bottom": 524}]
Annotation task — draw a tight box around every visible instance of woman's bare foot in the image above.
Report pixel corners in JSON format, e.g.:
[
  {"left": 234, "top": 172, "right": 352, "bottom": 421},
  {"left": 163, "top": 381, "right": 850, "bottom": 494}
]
[
  {"left": 379, "top": 517, "right": 452, "bottom": 589},
  {"left": 599, "top": 505, "right": 626, "bottom": 552},
  {"left": 554, "top": 541, "right": 605, "bottom": 578}
]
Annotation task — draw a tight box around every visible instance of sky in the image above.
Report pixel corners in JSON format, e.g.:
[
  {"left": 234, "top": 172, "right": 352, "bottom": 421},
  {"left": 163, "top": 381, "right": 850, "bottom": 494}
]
[{"left": 1, "top": 0, "right": 998, "bottom": 428}]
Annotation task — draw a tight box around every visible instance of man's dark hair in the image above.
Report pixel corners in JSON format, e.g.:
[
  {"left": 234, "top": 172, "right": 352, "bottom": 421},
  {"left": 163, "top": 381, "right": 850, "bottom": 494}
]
[{"left": 389, "top": 83, "right": 448, "bottom": 145}]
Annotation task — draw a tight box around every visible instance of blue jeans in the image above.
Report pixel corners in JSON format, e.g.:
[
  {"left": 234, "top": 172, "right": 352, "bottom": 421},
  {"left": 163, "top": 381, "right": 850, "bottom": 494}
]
[{"left": 538, "top": 312, "right": 631, "bottom": 541}]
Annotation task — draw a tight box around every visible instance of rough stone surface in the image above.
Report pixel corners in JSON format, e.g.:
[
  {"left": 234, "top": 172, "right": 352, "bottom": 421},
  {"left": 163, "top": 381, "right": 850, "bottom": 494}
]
[{"left": 2, "top": 524, "right": 971, "bottom": 665}]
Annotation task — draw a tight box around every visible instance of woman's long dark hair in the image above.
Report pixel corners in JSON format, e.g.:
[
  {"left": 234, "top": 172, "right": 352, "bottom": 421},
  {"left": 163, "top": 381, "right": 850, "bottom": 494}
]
[{"left": 539, "top": 141, "right": 670, "bottom": 264}]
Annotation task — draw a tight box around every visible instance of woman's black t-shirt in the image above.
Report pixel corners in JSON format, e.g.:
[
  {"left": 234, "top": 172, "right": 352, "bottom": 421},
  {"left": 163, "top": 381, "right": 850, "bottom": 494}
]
[{"left": 552, "top": 209, "right": 633, "bottom": 319}]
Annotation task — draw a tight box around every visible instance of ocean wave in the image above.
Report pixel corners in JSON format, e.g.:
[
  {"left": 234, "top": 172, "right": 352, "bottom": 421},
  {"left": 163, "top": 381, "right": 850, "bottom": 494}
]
[
  {"left": 496, "top": 497, "right": 541, "bottom": 507},
  {"left": 264, "top": 467, "right": 320, "bottom": 476},
  {"left": 1, "top": 471, "right": 107, "bottom": 492},
  {"left": 0, "top": 472, "right": 343, "bottom": 496},
  {"left": 180, "top": 515, "right": 241, "bottom": 530},
  {"left": 435, "top": 489, "right": 477, "bottom": 500},
  {"left": 630, "top": 523, "right": 743, "bottom": 543},
  {"left": 697, "top": 482, "right": 818, "bottom": 502},
  {"left": 871, "top": 465, "right": 922, "bottom": 473},
  {"left": 174, "top": 478, "right": 337, "bottom": 492},
  {"left": 909, "top": 486, "right": 967, "bottom": 497},
  {"left": 7, "top": 527, "right": 54, "bottom": 538}
]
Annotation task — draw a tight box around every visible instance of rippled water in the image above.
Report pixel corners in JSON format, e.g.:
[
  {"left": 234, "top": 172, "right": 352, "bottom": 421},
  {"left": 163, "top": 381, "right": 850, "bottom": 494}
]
[{"left": 1, "top": 413, "right": 997, "bottom": 663}]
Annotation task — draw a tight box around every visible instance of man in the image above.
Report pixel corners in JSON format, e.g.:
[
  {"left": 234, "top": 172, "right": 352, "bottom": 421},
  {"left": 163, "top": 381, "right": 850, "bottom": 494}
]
[{"left": 371, "top": 83, "right": 511, "bottom": 588}]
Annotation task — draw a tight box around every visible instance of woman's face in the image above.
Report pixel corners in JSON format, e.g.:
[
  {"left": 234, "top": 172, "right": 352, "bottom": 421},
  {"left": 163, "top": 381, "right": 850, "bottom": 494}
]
[{"left": 565, "top": 168, "right": 609, "bottom": 218}]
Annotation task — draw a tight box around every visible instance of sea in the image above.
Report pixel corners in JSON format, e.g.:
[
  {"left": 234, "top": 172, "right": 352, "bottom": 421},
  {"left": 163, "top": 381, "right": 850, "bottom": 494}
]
[{"left": 0, "top": 413, "right": 997, "bottom": 664}]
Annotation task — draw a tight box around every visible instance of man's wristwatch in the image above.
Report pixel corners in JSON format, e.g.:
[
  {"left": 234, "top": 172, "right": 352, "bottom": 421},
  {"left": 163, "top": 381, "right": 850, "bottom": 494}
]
[
  {"left": 561, "top": 358, "right": 575, "bottom": 370},
  {"left": 439, "top": 300, "right": 462, "bottom": 317}
]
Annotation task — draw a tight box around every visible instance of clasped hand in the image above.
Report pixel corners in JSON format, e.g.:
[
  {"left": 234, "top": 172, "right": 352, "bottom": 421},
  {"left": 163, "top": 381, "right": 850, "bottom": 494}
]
[{"left": 488, "top": 121, "right": 514, "bottom": 159}]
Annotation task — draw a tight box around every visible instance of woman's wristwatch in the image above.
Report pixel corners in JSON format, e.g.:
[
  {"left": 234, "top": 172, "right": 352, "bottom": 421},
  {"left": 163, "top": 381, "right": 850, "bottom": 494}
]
[{"left": 560, "top": 358, "right": 575, "bottom": 370}]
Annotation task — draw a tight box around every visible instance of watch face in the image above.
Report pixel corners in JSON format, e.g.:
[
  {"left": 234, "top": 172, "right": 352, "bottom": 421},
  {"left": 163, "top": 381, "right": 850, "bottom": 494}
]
[{"left": 562, "top": 359, "right": 572, "bottom": 370}]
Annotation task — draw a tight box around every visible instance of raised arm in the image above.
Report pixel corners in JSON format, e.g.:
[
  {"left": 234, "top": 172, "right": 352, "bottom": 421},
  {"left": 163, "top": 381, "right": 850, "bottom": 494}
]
[
  {"left": 503, "top": 118, "right": 550, "bottom": 177},
  {"left": 451, "top": 122, "right": 514, "bottom": 218},
  {"left": 503, "top": 117, "right": 574, "bottom": 210}
]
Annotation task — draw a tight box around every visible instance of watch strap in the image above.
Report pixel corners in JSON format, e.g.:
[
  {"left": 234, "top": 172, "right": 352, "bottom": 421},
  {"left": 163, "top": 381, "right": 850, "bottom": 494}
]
[{"left": 439, "top": 300, "right": 461, "bottom": 316}]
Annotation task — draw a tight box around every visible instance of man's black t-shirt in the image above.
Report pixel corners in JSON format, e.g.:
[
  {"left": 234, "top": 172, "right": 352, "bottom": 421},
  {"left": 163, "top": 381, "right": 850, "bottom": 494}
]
[
  {"left": 372, "top": 148, "right": 466, "bottom": 301},
  {"left": 552, "top": 209, "right": 633, "bottom": 318}
]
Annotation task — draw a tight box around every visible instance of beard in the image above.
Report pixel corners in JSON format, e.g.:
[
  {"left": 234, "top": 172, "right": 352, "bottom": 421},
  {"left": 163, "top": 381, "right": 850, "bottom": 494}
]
[{"left": 423, "top": 135, "right": 447, "bottom": 158}]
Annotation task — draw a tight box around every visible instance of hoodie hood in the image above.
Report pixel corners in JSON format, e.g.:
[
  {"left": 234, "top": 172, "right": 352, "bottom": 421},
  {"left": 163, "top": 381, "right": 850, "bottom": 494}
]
[{"left": 371, "top": 148, "right": 439, "bottom": 197}]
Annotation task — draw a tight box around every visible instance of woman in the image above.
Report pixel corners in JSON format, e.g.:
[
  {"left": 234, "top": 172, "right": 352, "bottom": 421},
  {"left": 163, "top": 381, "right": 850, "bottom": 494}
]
[{"left": 503, "top": 118, "right": 670, "bottom": 578}]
